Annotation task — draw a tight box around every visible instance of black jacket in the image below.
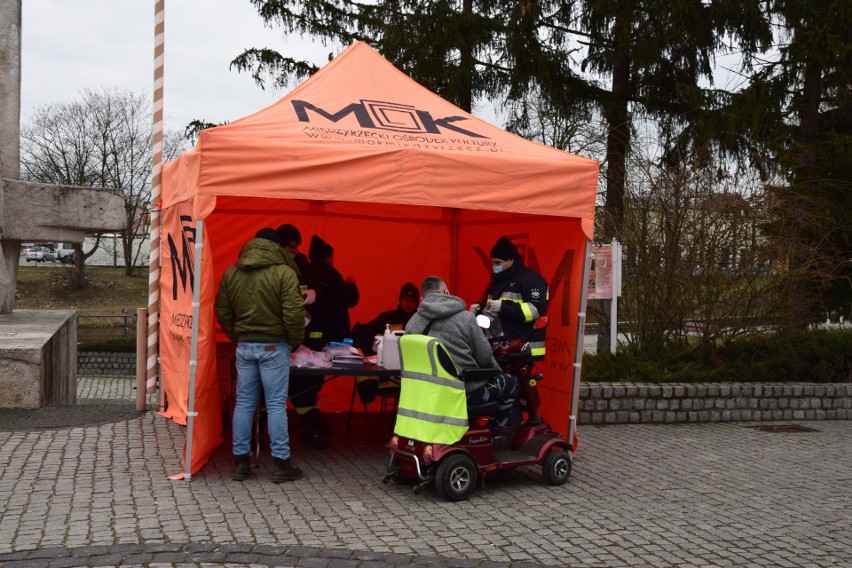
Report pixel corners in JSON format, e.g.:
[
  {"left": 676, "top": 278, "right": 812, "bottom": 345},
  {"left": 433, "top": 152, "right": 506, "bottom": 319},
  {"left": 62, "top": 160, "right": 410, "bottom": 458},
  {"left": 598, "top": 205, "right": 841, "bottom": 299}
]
[
  {"left": 304, "top": 260, "right": 359, "bottom": 350},
  {"left": 483, "top": 259, "right": 548, "bottom": 356},
  {"left": 293, "top": 252, "right": 317, "bottom": 290},
  {"left": 352, "top": 306, "right": 416, "bottom": 355}
]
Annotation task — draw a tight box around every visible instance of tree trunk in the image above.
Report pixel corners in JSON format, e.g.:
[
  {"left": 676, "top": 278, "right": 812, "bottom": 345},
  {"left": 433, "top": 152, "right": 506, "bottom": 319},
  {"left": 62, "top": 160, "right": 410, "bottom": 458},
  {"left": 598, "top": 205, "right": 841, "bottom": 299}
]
[
  {"left": 458, "top": 0, "right": 474, "bottom": 113},
  {"left": 786, "top": 57, "right": 821, "bottom": 329},
  {"left": 597, "top": 8, "right": 632, "bottom": 354},
  {"left": 72, "top": 243, "right": 86, "bottom": 289}
]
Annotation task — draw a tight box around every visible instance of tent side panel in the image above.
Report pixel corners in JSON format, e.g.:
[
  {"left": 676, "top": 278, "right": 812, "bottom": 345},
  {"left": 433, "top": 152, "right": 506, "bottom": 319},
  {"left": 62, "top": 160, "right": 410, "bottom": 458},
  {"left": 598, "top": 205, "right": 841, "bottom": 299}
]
[
  {"left": 159, "top": 199, "right": 222, "bottom": 473},
  {"left": 159, "top": 200, "right": 193, "bottom": 424}
]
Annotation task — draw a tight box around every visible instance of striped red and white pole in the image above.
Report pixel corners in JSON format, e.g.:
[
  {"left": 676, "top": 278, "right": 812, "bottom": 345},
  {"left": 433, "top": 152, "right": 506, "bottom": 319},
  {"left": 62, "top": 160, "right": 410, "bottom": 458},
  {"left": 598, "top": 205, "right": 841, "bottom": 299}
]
[{"left": 147, "top": 0, "right": 165, "bottom": 395}]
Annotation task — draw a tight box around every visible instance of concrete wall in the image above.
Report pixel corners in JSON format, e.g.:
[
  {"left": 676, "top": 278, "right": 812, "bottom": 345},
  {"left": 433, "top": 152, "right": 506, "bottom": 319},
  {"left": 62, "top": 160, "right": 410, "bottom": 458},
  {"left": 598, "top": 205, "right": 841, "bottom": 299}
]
[{"left": 0, "top": 310, "right": 77, "bottom": 408}]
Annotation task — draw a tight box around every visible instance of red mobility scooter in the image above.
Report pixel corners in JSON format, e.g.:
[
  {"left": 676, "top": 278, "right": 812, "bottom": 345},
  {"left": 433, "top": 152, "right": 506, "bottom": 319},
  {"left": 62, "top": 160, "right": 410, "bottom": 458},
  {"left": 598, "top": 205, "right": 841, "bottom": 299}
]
[{"left": 383, "top": 317, "right": 573, "bottom": 501}]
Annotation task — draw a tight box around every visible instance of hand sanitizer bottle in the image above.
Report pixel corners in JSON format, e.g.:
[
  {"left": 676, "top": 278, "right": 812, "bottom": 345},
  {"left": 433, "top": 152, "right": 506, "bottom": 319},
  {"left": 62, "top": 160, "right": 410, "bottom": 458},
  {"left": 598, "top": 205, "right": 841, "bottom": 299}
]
[{"left": 374, "top": 334, "right": 384, "bottom": 367}]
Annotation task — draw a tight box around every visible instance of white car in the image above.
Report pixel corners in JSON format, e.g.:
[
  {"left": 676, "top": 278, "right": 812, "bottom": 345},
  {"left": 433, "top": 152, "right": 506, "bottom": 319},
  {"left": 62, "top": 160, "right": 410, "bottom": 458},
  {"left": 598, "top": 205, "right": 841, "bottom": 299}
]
[
  {"left": 24, "top": 247, "right": 48, "bottom": 262},
  {"left": 54, "top": 246, "right": 76, "bottom": 264}
]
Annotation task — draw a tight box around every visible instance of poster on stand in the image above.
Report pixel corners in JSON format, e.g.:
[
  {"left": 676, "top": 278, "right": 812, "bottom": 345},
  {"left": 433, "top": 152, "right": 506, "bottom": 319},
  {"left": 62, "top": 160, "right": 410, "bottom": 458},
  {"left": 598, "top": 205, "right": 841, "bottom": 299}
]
[{"left": 588, "top": 245, "right": 614, "bottom": 300}]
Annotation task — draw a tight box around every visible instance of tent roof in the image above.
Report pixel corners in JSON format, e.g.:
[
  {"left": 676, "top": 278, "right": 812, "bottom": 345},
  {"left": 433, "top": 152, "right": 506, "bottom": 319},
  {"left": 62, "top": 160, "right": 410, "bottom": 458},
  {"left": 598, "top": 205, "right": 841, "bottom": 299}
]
[{"left": 163, "top": 41, "right": 599, "bottom": 237}]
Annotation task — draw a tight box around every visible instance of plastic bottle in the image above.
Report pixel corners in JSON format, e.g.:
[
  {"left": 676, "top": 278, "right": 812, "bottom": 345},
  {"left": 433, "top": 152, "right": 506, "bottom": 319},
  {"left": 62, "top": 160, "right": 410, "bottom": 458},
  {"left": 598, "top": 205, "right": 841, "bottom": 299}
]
[
  {"left": 375, "top": 335, "right": 384, "bottom": 366},
  {"left": 382, "top": 324, "right": 402, "bottom": 370}
]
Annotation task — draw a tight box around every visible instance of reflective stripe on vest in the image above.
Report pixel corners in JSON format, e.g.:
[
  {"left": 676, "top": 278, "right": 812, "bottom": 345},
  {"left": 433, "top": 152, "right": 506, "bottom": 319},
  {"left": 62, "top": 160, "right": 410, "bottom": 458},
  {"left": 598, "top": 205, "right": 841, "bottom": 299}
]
[
  {"left": 394, "top": 334, "right": 469, "bottom": 444},
  {"left": 529, "top": 341, "right": 546, "bottom": 357},
  {"left": 309, "top": 331, "right": 323, "bottom": 339}
]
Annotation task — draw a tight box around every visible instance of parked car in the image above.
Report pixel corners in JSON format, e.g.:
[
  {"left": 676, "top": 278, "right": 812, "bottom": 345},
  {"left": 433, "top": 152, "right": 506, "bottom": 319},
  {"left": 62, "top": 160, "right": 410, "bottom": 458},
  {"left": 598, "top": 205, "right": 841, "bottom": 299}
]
[
  {"left": 42, "top": 248, "right": 59, "bottom": 262},
  {"left": 24, "top": 246, "right": 48, "bottom": 262},
  {"left": 52, "top": 245, "right": 75, "bottom": 264},
  {"left": 59, "top": 249, "right": 76, "bottom": 264}
]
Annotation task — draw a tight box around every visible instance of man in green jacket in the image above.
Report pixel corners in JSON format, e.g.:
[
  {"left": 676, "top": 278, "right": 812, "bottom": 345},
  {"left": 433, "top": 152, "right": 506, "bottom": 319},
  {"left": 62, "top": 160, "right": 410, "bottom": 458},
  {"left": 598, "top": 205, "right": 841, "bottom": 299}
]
[{"left": 215, "top": 228, "right": 305, "bottom": 482}]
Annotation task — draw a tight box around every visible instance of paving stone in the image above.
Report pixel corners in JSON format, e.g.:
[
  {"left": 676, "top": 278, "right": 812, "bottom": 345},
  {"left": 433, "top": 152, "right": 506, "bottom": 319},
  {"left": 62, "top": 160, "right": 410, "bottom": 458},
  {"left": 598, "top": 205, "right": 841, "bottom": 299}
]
[{"left": 0, "top": 378, "right": 850, "bottom": 568}]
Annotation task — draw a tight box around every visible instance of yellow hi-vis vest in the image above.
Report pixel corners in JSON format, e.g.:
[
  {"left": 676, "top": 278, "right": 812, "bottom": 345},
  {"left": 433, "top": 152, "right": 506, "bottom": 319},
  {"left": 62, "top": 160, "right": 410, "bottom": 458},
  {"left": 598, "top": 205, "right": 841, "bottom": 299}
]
[{"left": 393, "top": 334, "right": 469, "bottom": 444}]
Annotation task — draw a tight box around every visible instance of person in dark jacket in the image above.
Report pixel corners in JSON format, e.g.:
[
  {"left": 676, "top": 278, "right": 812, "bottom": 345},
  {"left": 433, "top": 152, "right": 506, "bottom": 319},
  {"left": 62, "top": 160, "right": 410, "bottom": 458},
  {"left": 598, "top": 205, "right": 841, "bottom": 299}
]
[
  {"left": 276, "top": 224, "right": 317, "bottom": 306},
  {"left": 352, "top": 282, "right": 420, "bottom": 404},
  {"left": 354, "top": 282, "right": 420, "bottom": 355},
  {"left": 476, "top": 236, "right": 549, "bottom": 358},
  {"left": 405, "top": 276, "right": 520, "bottom": 440},
  {"left": 290, "top": 234, "right": 360, "bottom": 449},
  {"left": 215, "top": 228, "right": 305, "bottom": 482}
]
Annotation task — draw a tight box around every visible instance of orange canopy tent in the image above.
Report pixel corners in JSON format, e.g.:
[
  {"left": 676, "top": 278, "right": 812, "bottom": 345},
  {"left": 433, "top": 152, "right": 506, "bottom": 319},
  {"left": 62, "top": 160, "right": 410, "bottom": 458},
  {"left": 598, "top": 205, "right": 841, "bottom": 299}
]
[{"left": 159, "top": 41, "right": 599, "bottom": 478}]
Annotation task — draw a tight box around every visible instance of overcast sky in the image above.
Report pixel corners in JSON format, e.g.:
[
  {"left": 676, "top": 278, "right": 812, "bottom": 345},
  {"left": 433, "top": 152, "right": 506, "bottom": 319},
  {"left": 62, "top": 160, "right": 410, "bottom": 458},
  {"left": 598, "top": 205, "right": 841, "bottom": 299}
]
[{"left": 20, "top": 0, "right": 334, "bottom": 134}]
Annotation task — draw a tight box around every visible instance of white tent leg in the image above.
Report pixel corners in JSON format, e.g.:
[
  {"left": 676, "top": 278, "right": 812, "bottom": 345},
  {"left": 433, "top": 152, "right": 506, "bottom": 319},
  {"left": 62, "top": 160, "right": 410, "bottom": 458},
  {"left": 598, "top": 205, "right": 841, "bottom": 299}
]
[
  {"left": 184, "top": 219, "right": 204, "bottom": 480},
  {"left": 568, "top": 239, "right": 592, "bottom": 449}
]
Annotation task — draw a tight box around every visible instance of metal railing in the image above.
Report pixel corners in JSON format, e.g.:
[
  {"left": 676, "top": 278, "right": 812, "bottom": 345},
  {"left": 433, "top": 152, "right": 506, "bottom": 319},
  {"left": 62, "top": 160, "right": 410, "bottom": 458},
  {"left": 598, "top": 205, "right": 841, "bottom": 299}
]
[{"left": 77, "top": 314, "right": 138, "bottom": 339}]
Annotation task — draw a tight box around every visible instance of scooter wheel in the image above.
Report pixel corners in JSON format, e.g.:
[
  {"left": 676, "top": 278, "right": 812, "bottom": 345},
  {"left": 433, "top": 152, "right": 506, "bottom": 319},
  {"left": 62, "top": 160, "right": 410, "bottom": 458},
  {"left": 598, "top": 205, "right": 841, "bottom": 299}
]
[
  {"left": 435, "top": 453, "right": 477, "bottom": 501},
  {"left": 542, "top": 449, "right": 572, "bottom": 485}
]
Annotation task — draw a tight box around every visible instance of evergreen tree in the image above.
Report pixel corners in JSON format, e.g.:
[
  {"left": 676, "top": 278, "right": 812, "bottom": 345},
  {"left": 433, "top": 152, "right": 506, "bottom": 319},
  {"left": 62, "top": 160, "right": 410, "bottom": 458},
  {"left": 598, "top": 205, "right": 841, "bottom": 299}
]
[
  {"left": 232, "top": 1, "right": 511, "bottom": 113},
  {"left": 686, "top": 0, "right": 851, "bottom": 324},
  {"left": 764, "top": 0, "right": 851, "bottom": 324}
]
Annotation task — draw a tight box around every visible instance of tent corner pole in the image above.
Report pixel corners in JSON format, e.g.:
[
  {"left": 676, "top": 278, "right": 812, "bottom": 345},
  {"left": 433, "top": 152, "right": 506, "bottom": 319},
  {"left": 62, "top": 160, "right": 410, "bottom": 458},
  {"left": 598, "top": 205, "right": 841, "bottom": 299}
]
[
  {"left": 568, "top": 239, "right": 592, "bottom": 449},
  {"left": 184, "top": 219, "right": 204, "bottom": 481}
]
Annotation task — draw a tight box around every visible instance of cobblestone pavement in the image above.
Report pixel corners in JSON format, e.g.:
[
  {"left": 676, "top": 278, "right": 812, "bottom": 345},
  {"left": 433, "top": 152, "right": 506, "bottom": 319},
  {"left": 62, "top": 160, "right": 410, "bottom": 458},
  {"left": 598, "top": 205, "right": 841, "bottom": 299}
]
[
  {"left": 0, "top": 377, "right": 157, "bottom": 432},
  {"left": 0, "top": 376, "right": 849, "bottom": 567}
]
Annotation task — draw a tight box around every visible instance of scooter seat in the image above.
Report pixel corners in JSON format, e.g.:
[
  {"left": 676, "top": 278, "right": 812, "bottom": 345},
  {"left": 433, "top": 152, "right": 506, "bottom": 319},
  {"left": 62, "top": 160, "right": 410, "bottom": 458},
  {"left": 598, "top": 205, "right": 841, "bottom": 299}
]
[{"left": 466, "top": 401, "right": 500, "bottom": 423}]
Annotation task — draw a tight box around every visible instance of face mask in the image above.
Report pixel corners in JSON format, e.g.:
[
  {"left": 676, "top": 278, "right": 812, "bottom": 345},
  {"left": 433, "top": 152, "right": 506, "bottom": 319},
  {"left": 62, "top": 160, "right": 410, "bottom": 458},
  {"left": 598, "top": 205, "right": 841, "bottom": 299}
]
[
  {"left": 493, "top": 265, "right": 504, "bottom": 274},
  {"left": 287, "top": 252, "right": 297, "bottom": 259}
]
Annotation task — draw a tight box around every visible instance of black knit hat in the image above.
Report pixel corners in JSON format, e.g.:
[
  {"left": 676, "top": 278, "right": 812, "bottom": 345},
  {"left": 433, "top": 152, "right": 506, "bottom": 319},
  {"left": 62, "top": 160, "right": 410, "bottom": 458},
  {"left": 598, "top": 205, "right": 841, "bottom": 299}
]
[
  {"left": 255, "top": 227, "right": 284, "bottom": 246},
  {"left": 490, "top": 236, "right": 518, "bottom": 261},
  {"left": 309, "top": 235, "right": 334, "bottom": 262},
  {"left": 276, "top": 224, "right": 302, "bottom": 246},
  {"left": 399, "top": 282, "right": 420, "bottom": 303}
]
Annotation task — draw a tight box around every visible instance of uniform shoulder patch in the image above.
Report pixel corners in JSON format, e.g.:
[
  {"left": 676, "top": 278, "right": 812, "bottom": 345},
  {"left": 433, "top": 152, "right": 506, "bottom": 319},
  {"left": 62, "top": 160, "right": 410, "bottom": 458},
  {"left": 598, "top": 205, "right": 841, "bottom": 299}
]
[{"left": 530, "top": 288, "right": 541, "bottom": 300}]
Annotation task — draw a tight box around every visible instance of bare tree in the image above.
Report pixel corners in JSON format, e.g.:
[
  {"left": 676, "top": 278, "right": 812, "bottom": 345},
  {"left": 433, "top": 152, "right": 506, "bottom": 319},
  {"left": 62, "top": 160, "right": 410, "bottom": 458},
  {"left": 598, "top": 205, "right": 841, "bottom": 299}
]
[
  {"left": 620, "top": 142, "right": 790, "bottom": 356},
  {"left": 20, "top": 88, "right": 186, "bottom": 281}
]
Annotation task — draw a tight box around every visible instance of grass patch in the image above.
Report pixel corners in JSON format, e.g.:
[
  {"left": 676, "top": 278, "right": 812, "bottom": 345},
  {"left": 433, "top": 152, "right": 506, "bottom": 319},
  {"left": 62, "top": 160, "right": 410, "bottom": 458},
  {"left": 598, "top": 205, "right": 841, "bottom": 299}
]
[
  {"left": 15, "top": 266, "right": 148, "bottom": 314},
  {"left": 15, "top": 266, "right": 148, "bottom": 352}
]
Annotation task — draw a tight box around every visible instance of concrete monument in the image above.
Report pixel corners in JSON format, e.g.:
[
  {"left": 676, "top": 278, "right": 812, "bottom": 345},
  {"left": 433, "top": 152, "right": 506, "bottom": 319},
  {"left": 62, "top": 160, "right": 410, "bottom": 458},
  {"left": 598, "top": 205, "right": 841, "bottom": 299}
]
[{"left": 1, "top": 0, "right": 126, "bottom": 408}]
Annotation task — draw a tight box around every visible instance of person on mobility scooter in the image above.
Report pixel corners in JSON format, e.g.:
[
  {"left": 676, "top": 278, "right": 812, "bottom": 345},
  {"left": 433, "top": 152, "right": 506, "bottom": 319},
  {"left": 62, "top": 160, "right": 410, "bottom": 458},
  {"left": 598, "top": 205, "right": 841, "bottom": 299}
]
[{"left": 384, "top": 276, "right": 572, "bottom": 501}]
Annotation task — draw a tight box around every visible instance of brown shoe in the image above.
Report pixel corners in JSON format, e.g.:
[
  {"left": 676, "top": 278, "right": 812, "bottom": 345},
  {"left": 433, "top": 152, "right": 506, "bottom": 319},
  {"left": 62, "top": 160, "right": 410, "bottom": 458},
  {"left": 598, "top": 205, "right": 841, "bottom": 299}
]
[
  {"left": 232, "top": 454, "right": 251, "bottom": 481},
  {"left": 271, "top": 457, "right": 303, "bottom": 483}
]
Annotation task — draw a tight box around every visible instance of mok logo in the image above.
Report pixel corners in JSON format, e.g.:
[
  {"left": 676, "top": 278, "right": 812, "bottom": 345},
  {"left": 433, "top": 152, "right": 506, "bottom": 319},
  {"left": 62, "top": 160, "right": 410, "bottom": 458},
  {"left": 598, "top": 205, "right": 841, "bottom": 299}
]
[
  {"left": 166, "top": 215, "right": 196, "bottom": 301},
  {"left": 292, "top": 99, "right": 488, "bottom": 139}
]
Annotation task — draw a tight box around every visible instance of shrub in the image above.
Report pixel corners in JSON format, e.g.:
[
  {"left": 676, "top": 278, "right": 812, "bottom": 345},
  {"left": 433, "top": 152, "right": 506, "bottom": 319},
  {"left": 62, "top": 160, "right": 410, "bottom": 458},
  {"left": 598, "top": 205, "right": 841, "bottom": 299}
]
[{"left": 582, "top": 328, "right": 852, "bottom": 383}]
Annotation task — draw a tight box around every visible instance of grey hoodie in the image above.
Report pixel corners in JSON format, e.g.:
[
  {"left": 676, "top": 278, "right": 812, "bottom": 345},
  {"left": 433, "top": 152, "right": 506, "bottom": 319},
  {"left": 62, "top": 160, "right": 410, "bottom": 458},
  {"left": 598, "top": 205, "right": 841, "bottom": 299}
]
[{"left": 404, "top": 293, "right": 499, "bottom": 393}]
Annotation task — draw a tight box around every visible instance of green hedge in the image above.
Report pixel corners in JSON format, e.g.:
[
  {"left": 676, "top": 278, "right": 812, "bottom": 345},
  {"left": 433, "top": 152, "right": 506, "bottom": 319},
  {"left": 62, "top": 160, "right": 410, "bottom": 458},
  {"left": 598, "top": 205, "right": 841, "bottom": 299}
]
[{"left": 582, "top": 328, "right": 852, "bottom": 383}]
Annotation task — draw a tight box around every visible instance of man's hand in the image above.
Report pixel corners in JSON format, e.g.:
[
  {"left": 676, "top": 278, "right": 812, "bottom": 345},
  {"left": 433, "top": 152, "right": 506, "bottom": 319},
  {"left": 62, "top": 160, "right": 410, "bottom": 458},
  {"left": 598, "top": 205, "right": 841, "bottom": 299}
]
[
  {"left": 302, "top": 288, "right": 317, "bottom": 305},
  {"left": 469, "top": 303, "right": 481, "bottom": 314},
  {"left": 489, "top": 299, "right": 502, "bottom": 313}
]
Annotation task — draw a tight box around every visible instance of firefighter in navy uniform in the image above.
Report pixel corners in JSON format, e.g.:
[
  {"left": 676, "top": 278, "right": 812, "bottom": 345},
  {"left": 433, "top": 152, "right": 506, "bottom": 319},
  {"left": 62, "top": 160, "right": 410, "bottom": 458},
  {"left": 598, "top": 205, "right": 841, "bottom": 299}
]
[
  {"left": 288, "top": 232, "right": 359, "bottom": 449},
  {"left": 477, "top": 236, "right": 548, "bottom": 359}
]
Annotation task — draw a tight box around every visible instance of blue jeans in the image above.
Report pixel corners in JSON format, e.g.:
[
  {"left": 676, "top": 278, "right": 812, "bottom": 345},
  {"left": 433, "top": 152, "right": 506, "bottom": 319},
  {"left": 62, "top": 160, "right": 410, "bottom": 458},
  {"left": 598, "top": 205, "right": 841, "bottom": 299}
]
[{"left": 232, "top": 342, "right": 291, "bottom": 460}]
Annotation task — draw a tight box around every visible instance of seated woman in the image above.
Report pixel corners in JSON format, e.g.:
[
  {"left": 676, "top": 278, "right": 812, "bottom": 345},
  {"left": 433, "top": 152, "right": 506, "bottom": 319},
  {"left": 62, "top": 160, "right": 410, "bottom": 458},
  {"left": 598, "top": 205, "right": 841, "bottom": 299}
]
[{"left": 352, "top": 282, "right": 420, "bottom": 403}]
